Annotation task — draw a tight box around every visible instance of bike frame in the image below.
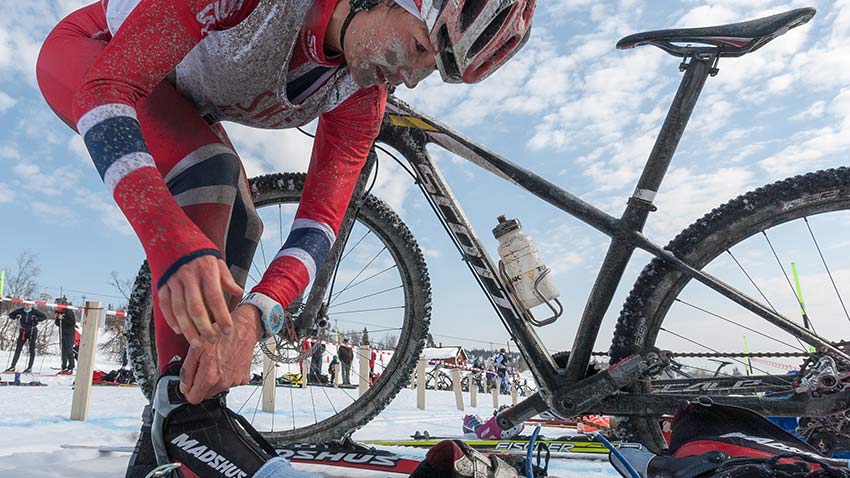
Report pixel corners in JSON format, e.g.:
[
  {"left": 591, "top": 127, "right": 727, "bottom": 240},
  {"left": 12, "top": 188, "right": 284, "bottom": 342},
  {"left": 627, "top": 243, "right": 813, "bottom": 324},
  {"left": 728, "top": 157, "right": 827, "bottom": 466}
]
[{"left": 319, "top": 55, "right": 848, "bottom": 423}]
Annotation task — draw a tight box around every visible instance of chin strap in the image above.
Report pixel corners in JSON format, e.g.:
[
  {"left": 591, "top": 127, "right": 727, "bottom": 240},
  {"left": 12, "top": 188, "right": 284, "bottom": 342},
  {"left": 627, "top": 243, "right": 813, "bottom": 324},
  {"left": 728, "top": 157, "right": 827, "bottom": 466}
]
[{"left": 341, "top": 0, "right": 382, "bottom": 52}]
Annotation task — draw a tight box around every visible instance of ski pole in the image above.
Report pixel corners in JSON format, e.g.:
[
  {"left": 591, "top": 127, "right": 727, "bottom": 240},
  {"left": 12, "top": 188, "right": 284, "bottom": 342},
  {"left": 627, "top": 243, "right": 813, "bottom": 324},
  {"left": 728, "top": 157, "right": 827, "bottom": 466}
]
[
  {"left": 525, "top": 426, "right": 541, "bottom": 478},
  {"left": 598, "top": 433, "right": 639, "bottom": 478}
]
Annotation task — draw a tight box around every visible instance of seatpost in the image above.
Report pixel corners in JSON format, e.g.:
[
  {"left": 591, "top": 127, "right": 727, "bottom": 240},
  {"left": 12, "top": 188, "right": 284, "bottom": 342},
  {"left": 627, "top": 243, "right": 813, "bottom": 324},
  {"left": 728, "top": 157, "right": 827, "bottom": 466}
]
[{"left": 563, "top": 55, "right": 715, "bottom": 383}]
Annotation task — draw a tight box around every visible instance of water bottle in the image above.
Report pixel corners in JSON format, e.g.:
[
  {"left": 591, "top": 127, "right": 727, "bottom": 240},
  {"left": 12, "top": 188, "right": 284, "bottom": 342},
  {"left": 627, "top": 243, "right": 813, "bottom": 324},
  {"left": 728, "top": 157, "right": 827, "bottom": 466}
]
[{"left": 492, "top": 215, "right": 560, "bottom": 309}]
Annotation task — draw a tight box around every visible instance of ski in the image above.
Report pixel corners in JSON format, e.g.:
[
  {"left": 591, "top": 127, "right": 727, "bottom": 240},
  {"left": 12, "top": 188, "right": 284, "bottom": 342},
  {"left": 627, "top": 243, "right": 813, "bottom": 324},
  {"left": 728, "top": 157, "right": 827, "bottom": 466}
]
[
  {"left": 61, "top": 442, "right": 420, "bottom": 475},
  {"left": 364, "top": 436, "right": 612, "bottom": 457},
  {"left": 276, "top": 442, "right": 419, "bottom": 474}
]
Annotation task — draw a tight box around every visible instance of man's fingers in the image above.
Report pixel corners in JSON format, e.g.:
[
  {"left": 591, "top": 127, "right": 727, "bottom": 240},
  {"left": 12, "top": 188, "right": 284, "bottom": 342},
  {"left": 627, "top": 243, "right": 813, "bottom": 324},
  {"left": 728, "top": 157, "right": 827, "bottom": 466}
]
[
  {"left": 180, "top": 348, "right": 201, "bottom": 396},
  {"left": 204, "top": 277, "right": 233, "bottom": 337},
  {"left": 218, "top": 261, "right": 243, "bottom": 298},
  {"left": 183, "top": 279, "right": 218, "bottom": 343},
  {"left": 171, "top": 281, "right": 202, "bottom": 348},
  {"left": 186, "top": 366, "right": 217, "bottom": 404},
  {"left": 158, "top": 286, "right": 180, "bottom": 334}
]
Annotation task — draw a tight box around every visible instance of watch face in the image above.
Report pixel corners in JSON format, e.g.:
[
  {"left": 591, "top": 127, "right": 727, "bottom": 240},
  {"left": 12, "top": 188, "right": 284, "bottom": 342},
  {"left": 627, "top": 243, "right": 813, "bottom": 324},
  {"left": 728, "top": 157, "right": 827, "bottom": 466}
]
[{"left": 269, "top": 304, "right": 285, "bottom": 333}]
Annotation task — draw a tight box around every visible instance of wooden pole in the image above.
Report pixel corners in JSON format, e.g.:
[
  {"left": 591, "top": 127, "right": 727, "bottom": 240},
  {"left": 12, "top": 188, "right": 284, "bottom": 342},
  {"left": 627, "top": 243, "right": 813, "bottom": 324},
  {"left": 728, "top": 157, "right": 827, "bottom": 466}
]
[
  {"left": 70, "top": 301, "right": 101, "bottom": 421},
  {"left": 492, "top": 384, "right": 499, "bottom": 409},
  {"left": 416, "top": 358, "right": 426, "bottom": 410},
  {"left": 470, "top": 374, "right": 477, "bottom": 407},
  {"left": 261, "top": 338, "right": 276, "bottom": 413},
  {"left": 511, "top": 380, "right": 518, "bottom": 405},
  {"left": 358, "top": 345, "right": 370, "bottom": 396},
  {"left": 301, "top": 358, "right": 311, "bottom": 387},
  {"left": 452, "top": 368, "right": 464, "bottom": 411}
]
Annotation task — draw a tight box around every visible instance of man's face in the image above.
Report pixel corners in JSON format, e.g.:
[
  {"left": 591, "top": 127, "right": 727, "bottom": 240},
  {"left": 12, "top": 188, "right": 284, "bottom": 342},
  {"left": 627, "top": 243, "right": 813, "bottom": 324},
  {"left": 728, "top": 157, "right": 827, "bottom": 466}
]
[
  {"left": 345, "top": 4, "right": 437, "bottom": 89},
  {"left": 23, "top": 304, "right": 32, "bottom": 312}
]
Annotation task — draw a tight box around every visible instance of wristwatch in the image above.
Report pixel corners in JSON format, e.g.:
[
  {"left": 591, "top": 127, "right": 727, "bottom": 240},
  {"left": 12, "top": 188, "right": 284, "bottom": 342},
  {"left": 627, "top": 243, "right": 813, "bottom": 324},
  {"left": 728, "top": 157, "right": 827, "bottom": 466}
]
[{"left": 239, "top": 292, "right": 284, "bottom": 339}]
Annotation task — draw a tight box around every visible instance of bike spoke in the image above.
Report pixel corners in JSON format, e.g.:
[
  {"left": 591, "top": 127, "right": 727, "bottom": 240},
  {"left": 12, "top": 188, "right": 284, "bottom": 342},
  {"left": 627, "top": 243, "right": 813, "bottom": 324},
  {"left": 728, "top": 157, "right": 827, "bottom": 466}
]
[
  {"left": 726, "top": 250, "right": 777, "bottom": 312},
  {"left": 805, "top": 217, "right": 850, "bottom": 324},
  {"left": 762, "top": 231, "right": 817, "bottom": 334},
  {"left": 674, "top": 298, "right": 806, "bottom": 352},
  {"left": 327, "top": 246, "right": 388, "bottom": 306},
  {"left": 329, "top": 265, "right": 398, "bottom": 302},
  {"left": 328, "top": 285, "right": 404, "bottom": 309}
]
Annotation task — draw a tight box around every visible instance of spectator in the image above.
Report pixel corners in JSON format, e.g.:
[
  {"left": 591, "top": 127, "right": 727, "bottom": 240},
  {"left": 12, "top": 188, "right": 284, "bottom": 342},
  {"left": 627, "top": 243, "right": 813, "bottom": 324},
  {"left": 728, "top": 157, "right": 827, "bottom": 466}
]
[
  {"left": 54, "top": 297, "right": 77, "bottom": 375},
  {"left": 328, "top": 355, "right": 338, "bottom": 386},
  {"left": 309, "top": 341, "right": 326, "bottom": 383},
  {"left": 5, "top": 302, "right": 48, "bottom": 373},
  {"left": 338, "top": 338, "right": 353, "bottom": 385},
  {"left": 495, "top": 348, "right": 510, "bottom": 394}
]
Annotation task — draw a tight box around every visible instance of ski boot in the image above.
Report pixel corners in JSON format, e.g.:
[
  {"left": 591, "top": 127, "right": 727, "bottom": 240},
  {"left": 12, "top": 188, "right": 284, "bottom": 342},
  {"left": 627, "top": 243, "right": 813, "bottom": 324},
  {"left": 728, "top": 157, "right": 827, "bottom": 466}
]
[
  {"left": 411, "top": 440, "right": 545, "bottom": 478},
  {"left": 150, "top": 363, "right": 314, "bottom": 478}
]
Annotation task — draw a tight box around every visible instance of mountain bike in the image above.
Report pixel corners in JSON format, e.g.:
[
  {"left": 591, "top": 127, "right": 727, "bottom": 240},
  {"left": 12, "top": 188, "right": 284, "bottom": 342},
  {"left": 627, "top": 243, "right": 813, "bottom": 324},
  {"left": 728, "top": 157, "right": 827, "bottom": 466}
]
[{"left": 126, "top": 7, "right": 850, "bottom": 454}]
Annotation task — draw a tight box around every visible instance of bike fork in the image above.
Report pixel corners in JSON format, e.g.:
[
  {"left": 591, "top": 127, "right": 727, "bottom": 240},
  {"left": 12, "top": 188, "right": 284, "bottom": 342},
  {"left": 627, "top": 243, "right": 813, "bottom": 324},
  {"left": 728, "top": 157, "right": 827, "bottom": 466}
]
[{"left": 295, "top": 150, "right": 378, "bottom": 334}]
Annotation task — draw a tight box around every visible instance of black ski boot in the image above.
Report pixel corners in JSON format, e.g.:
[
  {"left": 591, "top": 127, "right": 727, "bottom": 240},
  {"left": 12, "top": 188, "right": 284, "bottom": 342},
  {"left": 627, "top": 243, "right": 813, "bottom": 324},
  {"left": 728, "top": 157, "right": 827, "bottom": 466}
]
[
  {"left": 125, "top": 405, "right": 157, "bottom": 478},
  {"left": 151, "top": 364, "right": 311, "bottom": 478}
]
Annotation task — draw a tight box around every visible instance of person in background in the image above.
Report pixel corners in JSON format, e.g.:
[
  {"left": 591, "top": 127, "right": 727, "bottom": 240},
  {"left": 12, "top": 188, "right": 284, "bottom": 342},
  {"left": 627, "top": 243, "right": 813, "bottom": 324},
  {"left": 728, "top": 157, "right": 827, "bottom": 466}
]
[
  {"left": 5, "top": 302, "right": 48, "bottom": 373},
  {"left": 328, "top": 355, "right": 339, "bottom": 386},
  {"left": 309, "top": 341, "right": 326, "bottom": 383},
  {"left": 54, "top": 297, "right": 77, "bottom": 375},
  {"left": 338, "top": 338, "right": 354, "bottom": 385}
]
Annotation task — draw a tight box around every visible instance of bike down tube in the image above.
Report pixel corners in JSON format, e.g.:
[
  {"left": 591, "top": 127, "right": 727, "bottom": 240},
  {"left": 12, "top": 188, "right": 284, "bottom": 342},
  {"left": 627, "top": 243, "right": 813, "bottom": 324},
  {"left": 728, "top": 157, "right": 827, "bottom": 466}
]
[{"left": 379, "top": 130, "right": 562, "bottom": 395}]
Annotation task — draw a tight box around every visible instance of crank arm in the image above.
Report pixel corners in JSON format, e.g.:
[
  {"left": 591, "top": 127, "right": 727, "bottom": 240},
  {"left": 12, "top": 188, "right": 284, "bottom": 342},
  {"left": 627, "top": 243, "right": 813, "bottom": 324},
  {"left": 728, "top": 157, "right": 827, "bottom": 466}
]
[{"left": 550, "top": 349, "right": 667, "bottom": 419}]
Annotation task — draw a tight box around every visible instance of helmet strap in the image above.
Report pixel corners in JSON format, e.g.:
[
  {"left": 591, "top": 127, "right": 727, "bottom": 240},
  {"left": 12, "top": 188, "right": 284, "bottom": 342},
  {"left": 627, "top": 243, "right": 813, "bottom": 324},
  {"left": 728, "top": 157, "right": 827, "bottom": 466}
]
[
  {"left": 339, "top": 8, "right": 358, "bottom": 53},
  {"left": 342, "top": 0, "right": 384, "bottom": 52}
]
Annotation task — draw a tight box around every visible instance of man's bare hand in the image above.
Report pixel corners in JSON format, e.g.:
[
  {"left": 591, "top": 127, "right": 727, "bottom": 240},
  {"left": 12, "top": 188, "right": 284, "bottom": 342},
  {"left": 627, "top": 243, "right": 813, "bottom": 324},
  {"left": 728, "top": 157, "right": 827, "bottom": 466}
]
[
  {"left": 158, "top": 256, "right": 242, "bottom": 347},
  {"left": 179, "top": 304, "right": 263, "bottom": 404}
]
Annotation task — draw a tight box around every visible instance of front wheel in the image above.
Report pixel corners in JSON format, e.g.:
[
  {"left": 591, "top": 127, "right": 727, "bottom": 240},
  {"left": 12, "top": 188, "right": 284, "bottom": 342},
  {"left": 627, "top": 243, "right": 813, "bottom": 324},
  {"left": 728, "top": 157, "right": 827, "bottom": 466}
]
[
  {"left": 126, "top": 172, "right": 432, "bottom": 445},
  {"left": 611, "top": 168, "right": 850, "bottom": 452}
]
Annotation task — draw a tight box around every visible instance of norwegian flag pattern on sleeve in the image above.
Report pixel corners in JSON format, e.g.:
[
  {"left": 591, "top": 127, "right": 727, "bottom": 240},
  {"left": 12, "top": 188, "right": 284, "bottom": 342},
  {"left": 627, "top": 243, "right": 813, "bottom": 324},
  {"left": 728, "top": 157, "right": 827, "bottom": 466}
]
[{"left": 72, "top": 0, "right": 259, "bottom": 288}]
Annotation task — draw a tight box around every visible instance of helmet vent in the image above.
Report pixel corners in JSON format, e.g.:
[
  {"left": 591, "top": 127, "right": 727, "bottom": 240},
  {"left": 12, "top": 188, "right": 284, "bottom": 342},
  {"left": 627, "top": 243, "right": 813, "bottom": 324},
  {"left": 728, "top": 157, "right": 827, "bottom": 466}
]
[
  {"left": 437, "top": 25, "right": 462, "bottom": 81},
  {"left": 467, "top": 5, "right": 511, "bottom": 58},
  {"left": 460, "top": 0, "right": 487, "bottom": 32}
]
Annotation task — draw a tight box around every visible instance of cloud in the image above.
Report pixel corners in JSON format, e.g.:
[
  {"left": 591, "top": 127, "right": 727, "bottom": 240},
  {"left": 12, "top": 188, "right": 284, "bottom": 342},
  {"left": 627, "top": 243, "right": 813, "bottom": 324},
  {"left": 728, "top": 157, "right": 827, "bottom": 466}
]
[
  {"left": 0, "top": 183, "right": 14, "bottom": 203},
  {"left": 0, "top": 91, "right": 16, "bottom": 112}
]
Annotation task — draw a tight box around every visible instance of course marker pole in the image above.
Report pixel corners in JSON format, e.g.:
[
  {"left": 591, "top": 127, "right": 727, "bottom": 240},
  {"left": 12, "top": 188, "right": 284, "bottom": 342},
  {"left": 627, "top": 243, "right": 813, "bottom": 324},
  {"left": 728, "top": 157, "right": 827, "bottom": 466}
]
[
  {"left": 452, "top": 368, "right": 464, "bottom": 411},
  {"left": 470, "top": 375, "right": 477, "bottom": 407},
  {"left": 416, "top": 358, "right": 426, "bottom": 409},
  {"left": 791, "top": 262, "right": 816, "bottom": 353},
  {"left": 262, "top": 337, "right": 276, "bottom": 412},
  {"left": 511, "top": 382, "right": 518, "bottom": 405},
  {"left": 492, "top": 383, "right": 499, "bottom": 408},
  {"left": 71, "top": 301, "right": 101, "bottom": 421},
  {"left": 358, "top": 345, "right": 370, "bottom": 396}
]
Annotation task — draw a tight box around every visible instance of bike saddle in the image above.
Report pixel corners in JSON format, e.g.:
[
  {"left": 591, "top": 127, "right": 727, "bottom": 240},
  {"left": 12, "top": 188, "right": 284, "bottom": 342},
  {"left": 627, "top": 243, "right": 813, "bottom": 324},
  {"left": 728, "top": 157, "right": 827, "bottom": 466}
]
[{"left": 616, "top": 7, "right": 815, "bottom": 58}]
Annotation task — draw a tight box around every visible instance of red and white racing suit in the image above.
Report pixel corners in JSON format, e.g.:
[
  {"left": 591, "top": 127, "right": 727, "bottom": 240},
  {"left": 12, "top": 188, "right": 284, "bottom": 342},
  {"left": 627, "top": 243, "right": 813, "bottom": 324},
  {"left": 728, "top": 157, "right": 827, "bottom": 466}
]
[{"left": 37, "top": 0, "right": 387, "bottom": 370}]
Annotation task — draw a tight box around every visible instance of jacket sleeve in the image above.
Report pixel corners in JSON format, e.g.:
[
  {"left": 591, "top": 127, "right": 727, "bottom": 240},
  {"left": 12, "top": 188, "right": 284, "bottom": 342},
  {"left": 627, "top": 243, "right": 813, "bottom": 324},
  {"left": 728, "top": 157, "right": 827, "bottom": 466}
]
[
  {"left": 73, "top": 0, "right": 258, "bottom": 290},
  {"left": 34, "top": 310, "right": 48, "bottom": 322},
  {"left": 250, "top": 86, "right": 388, "bottom": 308}
]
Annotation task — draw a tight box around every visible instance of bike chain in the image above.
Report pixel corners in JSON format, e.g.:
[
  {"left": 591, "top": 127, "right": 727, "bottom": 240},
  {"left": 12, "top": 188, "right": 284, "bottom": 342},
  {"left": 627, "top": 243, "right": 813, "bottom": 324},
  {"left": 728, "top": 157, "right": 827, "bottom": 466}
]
[{"left": 590, "top": 350, "right": 811, "bottom": 358}]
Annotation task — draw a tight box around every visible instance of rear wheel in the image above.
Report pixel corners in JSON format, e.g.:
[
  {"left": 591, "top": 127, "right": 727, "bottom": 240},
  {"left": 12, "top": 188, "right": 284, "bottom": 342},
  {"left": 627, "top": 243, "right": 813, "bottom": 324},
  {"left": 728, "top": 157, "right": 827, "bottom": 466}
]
[
  {"left": 611, "top": 168, "right": 850, "bottom": 452},
  {"left": 127, "top": 172, "right": 431, "bottom": 444}
]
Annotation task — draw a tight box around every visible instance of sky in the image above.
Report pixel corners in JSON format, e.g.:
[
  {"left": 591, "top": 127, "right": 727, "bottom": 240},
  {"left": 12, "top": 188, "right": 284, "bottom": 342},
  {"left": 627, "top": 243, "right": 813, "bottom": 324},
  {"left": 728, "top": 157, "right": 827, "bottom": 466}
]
[{"left": 2, "top": 0, "right": 850, "bottom": 364}]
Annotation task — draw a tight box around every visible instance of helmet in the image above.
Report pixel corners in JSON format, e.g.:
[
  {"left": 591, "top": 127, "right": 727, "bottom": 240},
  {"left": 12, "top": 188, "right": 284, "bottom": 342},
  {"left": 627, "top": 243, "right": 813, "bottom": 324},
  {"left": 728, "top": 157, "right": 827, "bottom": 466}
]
[{"left": 394, "top": 0, "right": 536, "bottom": 83}]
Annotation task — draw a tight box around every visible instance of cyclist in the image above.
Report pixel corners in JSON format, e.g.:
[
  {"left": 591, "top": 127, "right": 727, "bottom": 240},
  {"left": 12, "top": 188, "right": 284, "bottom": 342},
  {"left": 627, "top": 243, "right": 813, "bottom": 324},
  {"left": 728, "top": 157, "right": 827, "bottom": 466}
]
[{"left": 36, "top": 0, "right": 535, "bottom": 477}]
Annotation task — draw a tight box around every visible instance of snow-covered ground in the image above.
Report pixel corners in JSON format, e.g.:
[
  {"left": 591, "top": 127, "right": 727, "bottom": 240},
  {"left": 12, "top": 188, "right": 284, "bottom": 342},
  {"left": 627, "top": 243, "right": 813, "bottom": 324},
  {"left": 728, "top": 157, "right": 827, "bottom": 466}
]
[{"left": 0, "top": 350, "right": 618, "bottom": 477}]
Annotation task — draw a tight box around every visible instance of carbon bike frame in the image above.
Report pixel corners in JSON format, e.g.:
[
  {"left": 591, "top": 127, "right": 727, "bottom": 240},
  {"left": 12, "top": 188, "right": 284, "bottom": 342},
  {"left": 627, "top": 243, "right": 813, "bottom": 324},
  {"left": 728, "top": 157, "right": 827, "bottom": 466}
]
[{"left": 353, "top": 55, "right": 850, "bottom": 423}]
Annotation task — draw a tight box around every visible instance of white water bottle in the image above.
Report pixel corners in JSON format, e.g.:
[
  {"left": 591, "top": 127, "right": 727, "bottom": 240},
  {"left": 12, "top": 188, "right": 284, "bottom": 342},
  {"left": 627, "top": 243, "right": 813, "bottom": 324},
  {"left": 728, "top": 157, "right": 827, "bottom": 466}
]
[{"left": 493, "top": 215, "right": 560, "bottom": 309}]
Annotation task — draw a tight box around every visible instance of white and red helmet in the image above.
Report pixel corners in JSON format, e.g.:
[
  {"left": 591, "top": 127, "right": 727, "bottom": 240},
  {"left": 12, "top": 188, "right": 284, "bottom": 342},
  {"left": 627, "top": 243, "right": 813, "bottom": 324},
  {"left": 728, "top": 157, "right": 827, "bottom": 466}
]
[{"left": 394, "top": 0, "right": 536, "bottom": 84}]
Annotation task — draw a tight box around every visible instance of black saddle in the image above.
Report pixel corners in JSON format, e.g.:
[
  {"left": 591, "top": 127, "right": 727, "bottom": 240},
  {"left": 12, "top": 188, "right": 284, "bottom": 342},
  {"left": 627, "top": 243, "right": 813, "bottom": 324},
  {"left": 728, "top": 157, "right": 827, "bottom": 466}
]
[{"left": 617, "top": 8, "right": 815, "bottom": 58}]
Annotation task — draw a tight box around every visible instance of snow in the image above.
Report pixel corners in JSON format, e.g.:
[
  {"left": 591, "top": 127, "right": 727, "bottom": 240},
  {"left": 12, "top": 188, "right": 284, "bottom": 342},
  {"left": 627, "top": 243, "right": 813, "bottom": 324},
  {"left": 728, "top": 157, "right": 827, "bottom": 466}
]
[{"left": 0, "top": 350, "right": 618, "bottom": 478}]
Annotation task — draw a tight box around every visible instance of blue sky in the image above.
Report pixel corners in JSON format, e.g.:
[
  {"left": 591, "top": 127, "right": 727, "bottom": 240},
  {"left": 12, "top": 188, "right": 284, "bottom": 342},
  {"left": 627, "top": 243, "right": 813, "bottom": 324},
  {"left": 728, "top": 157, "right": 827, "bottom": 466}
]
[{"left": 2, "top": 0, "right": 850, "bottom": 361}]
